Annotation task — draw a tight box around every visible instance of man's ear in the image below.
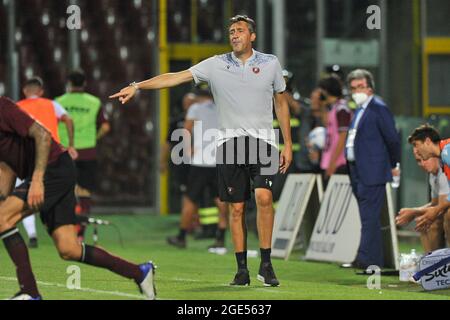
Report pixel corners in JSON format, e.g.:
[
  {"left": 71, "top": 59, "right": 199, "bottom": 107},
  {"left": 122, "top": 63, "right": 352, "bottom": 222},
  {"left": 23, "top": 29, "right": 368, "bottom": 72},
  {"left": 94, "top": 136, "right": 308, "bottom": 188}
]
[{"left": 250, "top": 33, "right": 257, "bottom": 43}]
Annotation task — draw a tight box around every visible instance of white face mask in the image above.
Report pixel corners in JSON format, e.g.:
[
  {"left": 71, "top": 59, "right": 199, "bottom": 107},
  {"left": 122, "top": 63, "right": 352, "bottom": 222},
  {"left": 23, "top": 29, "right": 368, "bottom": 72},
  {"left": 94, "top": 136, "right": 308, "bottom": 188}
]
[{"left": 352, "top": 93, "right": 369, "bottom": 106}]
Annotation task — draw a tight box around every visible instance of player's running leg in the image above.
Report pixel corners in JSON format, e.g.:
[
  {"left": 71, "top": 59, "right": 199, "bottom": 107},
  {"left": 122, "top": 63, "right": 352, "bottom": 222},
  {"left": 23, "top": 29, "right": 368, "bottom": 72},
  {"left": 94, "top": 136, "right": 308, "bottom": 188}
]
[
  {"left": 0, "top": 196, "right": 41, "bottom": 300},
  {"left": 51, "top": 225, "right": 156, "bottom": 300}
]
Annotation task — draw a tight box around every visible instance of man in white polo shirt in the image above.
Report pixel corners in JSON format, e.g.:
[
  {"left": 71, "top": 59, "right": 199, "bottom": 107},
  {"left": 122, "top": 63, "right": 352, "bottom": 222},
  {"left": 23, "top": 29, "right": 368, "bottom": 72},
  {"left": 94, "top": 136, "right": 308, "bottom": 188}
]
[
  {"left": 111, "top": 15, "right": 293, "bottom": 287},
  {"left": 166, "top": 85, "right": 229, "bottom": 250}
]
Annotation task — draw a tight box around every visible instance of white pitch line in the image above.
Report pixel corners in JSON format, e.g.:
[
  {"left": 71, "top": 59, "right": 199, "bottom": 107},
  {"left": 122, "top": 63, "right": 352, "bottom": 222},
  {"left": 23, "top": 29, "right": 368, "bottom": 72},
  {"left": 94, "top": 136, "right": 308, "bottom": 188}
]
[
  {"left": 0, "top": 276, "right": 145, "bottom": 300},
  {"left": 171, "top": 277, "right": 202, "bottom": 283}
]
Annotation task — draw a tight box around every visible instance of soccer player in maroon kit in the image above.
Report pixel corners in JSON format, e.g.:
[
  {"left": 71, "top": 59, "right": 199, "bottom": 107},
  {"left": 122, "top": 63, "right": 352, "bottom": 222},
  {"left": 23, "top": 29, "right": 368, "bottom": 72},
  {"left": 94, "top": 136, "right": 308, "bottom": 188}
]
[{"left": 0, "top": 96, "right": 155, "bottom": 300}]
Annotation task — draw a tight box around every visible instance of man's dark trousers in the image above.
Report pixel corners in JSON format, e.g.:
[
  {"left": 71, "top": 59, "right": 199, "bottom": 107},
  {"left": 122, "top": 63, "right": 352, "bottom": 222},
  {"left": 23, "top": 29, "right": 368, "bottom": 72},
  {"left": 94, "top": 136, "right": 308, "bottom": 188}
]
[{"left": 349, "top": 162, "right": 385, "bottom": 268}]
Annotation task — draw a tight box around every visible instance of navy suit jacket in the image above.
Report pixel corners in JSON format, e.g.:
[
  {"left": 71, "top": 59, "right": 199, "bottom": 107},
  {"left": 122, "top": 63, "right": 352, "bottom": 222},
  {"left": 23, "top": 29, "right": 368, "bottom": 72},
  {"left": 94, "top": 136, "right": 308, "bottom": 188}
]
[{"left": 348, "top": 97, "right": 401, "bottom": 186}]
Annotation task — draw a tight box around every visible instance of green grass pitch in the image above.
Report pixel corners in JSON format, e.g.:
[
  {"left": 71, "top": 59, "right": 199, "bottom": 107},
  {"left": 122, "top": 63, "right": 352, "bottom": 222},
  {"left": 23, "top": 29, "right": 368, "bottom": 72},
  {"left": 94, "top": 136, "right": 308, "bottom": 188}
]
[{"left": 1, "top": 214, "right": 449, "bottom": 300}]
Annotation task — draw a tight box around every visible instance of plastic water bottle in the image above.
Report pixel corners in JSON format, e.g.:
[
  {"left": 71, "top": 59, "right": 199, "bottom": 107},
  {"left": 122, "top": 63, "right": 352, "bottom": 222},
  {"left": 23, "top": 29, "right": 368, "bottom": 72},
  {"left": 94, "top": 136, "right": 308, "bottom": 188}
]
[
  {"left": 399, "top": 249, "right": 421, "bottom": 282},
  {"left": 410, "top": 249, "right": 420, "bottom": 272},
  {"left": 399, "top": 254, "right": 411, "bottom": 282},
  {"left": 391, "top": 163, "right": 401, "bottom": 189}
]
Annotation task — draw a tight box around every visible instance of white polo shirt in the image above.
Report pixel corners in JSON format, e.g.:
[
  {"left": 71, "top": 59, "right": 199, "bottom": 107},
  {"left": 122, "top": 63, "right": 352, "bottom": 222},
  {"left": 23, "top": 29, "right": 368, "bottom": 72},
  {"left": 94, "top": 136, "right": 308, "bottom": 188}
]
[{"left": 189, "top": 49, "right": 286, "bottom": 147}]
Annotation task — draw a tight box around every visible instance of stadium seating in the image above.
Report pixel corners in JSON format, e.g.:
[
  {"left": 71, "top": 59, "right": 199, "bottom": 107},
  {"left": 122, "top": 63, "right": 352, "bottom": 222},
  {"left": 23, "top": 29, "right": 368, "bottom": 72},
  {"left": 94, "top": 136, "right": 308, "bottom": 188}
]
[{"left": 0, "top": 0, "right": 158, "bottom": 207}]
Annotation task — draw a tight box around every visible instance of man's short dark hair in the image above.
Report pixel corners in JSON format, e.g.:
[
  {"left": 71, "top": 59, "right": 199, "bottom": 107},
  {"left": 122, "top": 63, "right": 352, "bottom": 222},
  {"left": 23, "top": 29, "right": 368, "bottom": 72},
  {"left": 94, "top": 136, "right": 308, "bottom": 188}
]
[
  {"left": 24, "top": 76, "right": 44, "bottom": 89},
  {"left": 408, "top": 124, "right": 441, "bottom": 144},
  {"left": 347, "top": 69, "right": 376, "bottom": 91},
  {"left": 318, "top": 75, "right": 343, "bottom": 98},
  {"left": 229, "top": 15, "right": 256, "bottom": 34},
  {"left": 68, "top": 69, "right": 86, "bottom": 87}
]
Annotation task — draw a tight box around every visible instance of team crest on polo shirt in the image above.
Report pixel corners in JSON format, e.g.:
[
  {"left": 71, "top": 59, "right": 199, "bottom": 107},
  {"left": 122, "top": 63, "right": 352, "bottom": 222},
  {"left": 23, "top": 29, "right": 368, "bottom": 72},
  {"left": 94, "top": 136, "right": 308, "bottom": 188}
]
[{"left": 252, "top": 67, "right": 261, "bottom": 74}]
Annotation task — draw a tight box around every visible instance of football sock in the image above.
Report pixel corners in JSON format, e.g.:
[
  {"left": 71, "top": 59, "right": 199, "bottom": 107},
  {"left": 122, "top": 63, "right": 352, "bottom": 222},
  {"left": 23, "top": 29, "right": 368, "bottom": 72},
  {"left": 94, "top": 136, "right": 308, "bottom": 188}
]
[
  {"left": 260, "top": 248, "right": 272, "bottom": 264},
  {"left": 235, "top": 251, "right": 248, "bottom": 270},
  {"left": 216, "top": 228, "right": 226, "bottom": 243},
  {"left": 80, "top": 244, "right": 143, "bottom": 282},
  {"left": 178, "top": 229, "right": 187, "bottom": 240},
  {"left": 1, "top": 228, "right": 40, "bottom": 297}
]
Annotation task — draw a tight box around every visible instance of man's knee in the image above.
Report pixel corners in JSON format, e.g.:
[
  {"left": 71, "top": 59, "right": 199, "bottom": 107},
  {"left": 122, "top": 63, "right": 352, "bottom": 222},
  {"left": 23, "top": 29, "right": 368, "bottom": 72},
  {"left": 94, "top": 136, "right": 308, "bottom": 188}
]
[
  {"left": 255, "top": 191, "right": 273, "bottom": 208},
  {"left": 58, "top": 245, "right": 82, "bottom": 261},
  {"left": 230, "top": 204, "right": 245, "bottom": 221},
  {"left": 0, "top": 216, "right": 14, "bottom": 233}
]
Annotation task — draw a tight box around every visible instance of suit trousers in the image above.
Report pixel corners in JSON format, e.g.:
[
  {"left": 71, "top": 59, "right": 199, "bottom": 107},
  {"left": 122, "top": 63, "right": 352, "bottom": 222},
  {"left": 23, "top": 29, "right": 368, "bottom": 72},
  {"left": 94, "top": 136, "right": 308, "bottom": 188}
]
[{"left": 348, "top": 162, "right": 385, "bottom": 268}]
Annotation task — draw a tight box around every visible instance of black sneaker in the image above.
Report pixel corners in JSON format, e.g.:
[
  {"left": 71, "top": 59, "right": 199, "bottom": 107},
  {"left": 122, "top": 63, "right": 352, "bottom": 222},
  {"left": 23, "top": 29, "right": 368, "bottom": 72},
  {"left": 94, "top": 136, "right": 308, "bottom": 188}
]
[
  {"left": 230, "top": 269, "right": 250, "bottom": 286},
  {"left": 28, "top": 238, "right": 38, "bottom": 249},
  {"left": 167, "top": 236, "right": 186, "bottom": 249},
  {"left": 257, "top": 263, "right": 280, "bottom": 287}
]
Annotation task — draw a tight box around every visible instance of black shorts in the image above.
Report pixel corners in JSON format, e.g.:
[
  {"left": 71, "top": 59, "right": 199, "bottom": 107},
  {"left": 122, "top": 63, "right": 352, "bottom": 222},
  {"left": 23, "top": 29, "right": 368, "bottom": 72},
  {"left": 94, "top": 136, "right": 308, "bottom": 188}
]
[
  {"left": 75, "top": 160, "right": 97, "bottom": 191},
  {"left": 186, "top": 166, "right": 218, "bottom": 205},
  {"left": 216, "top": 137, "right": 279, "bottom": 203},
  {"left": 171, "top": 163, "right": 190, "bottom": 194},
  {"left": 12, "top": 152, "right": 77, "bottom": 235}
]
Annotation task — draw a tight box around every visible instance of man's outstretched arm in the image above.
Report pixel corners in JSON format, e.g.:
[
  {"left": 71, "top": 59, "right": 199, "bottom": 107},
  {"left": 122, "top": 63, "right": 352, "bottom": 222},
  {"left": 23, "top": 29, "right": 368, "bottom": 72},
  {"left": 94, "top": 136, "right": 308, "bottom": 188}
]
[{"left": 110, "top": 70, "right": 194, "bottom": 105}]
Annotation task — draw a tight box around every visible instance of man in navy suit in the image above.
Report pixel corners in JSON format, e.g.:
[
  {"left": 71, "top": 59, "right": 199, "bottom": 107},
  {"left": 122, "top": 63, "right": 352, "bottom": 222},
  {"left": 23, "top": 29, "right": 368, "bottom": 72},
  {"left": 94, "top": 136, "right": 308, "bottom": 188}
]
[{"left": 345, "top": 69, "right": 401, "bottom": 269}]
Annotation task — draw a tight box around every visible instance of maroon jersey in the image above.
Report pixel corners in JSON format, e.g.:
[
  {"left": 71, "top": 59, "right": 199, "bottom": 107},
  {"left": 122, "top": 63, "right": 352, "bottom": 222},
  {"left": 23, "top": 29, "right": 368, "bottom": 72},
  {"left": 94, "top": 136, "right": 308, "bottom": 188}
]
[{"left": 0, "top": 97, "right": 64, "bottom": 179}]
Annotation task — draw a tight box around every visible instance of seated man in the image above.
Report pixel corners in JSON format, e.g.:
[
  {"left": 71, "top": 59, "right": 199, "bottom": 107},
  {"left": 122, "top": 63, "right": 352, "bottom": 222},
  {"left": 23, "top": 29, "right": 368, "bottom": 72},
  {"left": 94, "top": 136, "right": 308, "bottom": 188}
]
[
  {"left": 396, "top": 148, "right": 449, "bottom": 251},
  {"left": 0, "top": 96, "right": 155, "bottom": 300},
  {"left": 408, "top": 124, "right": 450, "bottom": 240}
]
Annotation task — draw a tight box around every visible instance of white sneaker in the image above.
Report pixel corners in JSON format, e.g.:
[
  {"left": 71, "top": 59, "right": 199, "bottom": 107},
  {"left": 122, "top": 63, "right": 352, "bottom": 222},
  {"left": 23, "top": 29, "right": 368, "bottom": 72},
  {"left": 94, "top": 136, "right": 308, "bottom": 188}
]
[
  {"left": 138, "top": 262, "right": 156, "bottom": 300},
  {"left": 10, "top": 293, "right": 42, "bottom": 300},
  {"left": 208, "top": 247, "right": 228, "bottom": 255}
]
